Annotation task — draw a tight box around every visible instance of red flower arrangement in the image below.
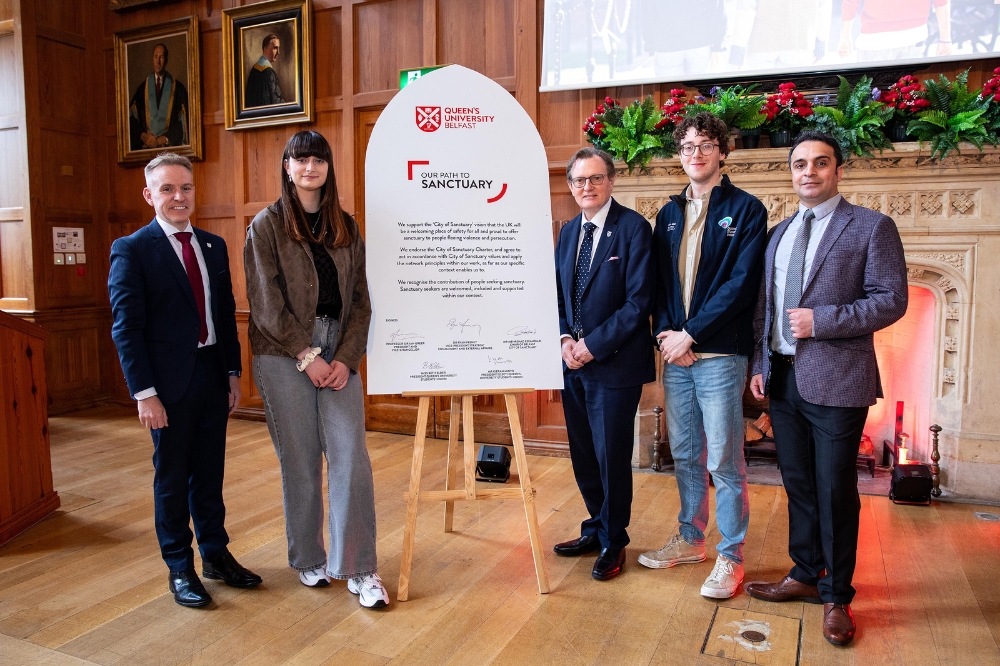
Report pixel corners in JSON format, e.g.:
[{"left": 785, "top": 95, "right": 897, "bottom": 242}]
[
  {"left": 981, "top": 67, "right": 1000, "bottom": 102},
  {"left": 882, "top": 75, "right": 931, "bottom": 113},
  {"left": 657, "top": 89, "right": 694, "bottom": 129},
  {"left": 583, "top": 95, "right": 618, "bottom": 140},
  {"left": 761, "top": 82, "right": 813, "bottom": 131}
]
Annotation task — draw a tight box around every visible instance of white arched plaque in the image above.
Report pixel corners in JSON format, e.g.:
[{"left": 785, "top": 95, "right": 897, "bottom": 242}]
[{"left": 365, "top": 65, "right": 563, "bottom": 394}]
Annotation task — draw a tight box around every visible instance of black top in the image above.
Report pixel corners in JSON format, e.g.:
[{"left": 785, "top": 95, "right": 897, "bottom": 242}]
[{"left": 305, "top": 211, "right": 342, "bottom": 320}]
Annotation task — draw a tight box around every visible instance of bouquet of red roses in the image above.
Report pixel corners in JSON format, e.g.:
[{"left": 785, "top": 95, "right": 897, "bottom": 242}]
[
  {"left": 582, "top": 96, "right": 619, "bottom": 147},
  {"left": 981, "top": 67, "right": 1000, "bottom": 103},
  {"left": 657, "top": 89, "right": 695, "bottom": 129},
  {"left": 761, "top": 82, "right": 813, "bottom": 132},
  {"left": 882, "top": 75, "right": 930, "bottom": 114}
]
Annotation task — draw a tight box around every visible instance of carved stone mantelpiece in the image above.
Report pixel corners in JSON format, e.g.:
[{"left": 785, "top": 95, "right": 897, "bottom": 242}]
[{"left": 589, "top": 143, "right": 1000, "bottom": 502}]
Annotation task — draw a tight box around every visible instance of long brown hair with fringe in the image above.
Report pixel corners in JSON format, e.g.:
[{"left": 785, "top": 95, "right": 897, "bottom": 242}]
[{"left": 278, "top": 131, "right": 351, "bottom": 248}]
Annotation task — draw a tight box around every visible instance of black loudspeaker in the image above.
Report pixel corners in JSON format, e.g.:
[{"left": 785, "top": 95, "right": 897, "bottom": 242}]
[
  {"left": 476, "top": 445, "right": 511, "bottom": 483},
  {"left": 890, "top": 463, "right": 933, "bottom": 505}
]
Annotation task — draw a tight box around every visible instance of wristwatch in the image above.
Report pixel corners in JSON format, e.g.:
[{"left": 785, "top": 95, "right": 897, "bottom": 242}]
[{"left": 228, "top": 370, "right": 241, "bottom": 378}]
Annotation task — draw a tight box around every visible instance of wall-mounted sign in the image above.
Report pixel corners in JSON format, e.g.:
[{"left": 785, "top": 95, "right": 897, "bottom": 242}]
[{"left": 52, "top": 227, "right": 85, "bottom": 253}]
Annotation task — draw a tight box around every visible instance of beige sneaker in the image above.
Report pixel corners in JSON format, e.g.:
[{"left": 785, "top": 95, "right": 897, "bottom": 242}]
[
  {"left": 700, "top": 555, "right": 744, "bottom": 599},
  {"left": 638, "top": 533, "right": 706, "bottom": 569}
]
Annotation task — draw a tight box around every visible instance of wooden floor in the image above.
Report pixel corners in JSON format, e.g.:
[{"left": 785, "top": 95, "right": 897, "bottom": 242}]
[{"left": 2, "top": 407, "right": 1000, "bottom": 666}]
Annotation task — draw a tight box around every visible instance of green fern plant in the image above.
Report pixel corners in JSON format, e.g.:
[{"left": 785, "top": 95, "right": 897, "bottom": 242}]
[
  {"left": 691, "top": 85, "right": 766, "bottom": 131},
  {"left": 906, "top": 70, "right": 994, "bottom": 160},
  {"left": 808, "top": 76, "right": 893, "bottom": 157},
  {"left": 600, "top": 95, "right": 673, "bottom": 173}
]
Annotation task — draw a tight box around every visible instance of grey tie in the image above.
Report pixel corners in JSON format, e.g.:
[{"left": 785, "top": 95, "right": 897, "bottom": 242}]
[{"left": 782, "top": 209, "right": 815, "bottom": 346}]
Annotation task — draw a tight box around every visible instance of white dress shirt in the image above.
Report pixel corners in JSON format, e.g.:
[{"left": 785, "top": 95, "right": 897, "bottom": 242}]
[
  {"left": 575, "top": 196, "right": 612, "bottom": 268},
  {"left": 770, "top": 193, "right": 842, "bottom": 354},
  {"left": 134, "top": 217, "right": 217, "bottom": 400}
]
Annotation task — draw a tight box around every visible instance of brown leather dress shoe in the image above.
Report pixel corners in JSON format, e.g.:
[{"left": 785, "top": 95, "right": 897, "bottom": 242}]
[
  {"left": 744, "top": 575, "right": 822, "bottom": 603},
  {"left": 823, "top": 603, "right": 856, "bottom": 646}
]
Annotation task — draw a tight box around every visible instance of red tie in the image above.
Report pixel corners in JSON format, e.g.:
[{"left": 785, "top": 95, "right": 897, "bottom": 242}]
[{"left": 174, "top": 232, "right": 208, "bottom": 344}]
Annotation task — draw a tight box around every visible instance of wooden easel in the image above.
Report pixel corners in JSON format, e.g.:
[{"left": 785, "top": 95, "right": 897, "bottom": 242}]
[{"left": 396, "top": 389, "right": 550, "bottom": 601}]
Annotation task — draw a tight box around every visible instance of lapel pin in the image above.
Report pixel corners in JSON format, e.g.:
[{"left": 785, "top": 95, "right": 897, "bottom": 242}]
[
  {"left": 606, "top": 231, "right": 612, "bottom": 237},
  {"left": 206, "top": 242, "right": 212, "bottom": 248}
]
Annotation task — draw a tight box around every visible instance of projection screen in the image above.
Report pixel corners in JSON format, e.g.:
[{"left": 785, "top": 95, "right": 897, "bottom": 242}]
[{"left": 540, "top": 0, "right": 1000, "bottom": 91}]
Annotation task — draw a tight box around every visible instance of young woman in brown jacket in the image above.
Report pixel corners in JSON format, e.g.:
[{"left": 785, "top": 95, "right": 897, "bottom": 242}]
[{"left": 244, "top": 131, "right": 387, "bottom": 608}]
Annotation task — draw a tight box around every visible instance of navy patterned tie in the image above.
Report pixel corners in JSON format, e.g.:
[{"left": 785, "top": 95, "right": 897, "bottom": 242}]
[
  {"left": 782, "top": 209, "right": 815, "bottom": 346},
  {"left": 573, "top": 222, "right": 597, "bottom": 337}
]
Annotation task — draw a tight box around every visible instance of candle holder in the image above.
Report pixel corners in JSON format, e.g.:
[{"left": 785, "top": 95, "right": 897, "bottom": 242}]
[
  {"left": 930, "top": 424, "right": 942, "bottom": 497},
  {"left": 651, "top": 406, "right": 663, "bottom": 471}
]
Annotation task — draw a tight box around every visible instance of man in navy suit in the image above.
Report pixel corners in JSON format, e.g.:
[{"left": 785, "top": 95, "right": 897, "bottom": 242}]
[
  {"left": 109, "top": 153, "right": 262, "bottom": 608},
  {"left": 552, "top": 147, "right": 654, "bottom": 581},
  {"left": 745, "top": 131, "right": 907, "bottom": 645}
]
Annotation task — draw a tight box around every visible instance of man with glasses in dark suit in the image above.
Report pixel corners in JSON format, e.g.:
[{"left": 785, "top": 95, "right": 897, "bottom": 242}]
[{"left": 552, "top": 147, "right": 655, "bottom": 581}]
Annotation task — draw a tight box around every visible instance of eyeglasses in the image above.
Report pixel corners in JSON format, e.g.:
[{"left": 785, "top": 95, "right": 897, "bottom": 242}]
[
  {"left": 679, "top": 143, "right": 719, "bottom": 156},
  {"left": 570, "top": 174, "right": 608, "bottom": 189}
]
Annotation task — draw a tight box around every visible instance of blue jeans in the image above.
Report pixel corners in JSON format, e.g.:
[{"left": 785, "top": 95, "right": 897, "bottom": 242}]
[{"left": 663, "top": 355, "right": 749, "bottom": 564}]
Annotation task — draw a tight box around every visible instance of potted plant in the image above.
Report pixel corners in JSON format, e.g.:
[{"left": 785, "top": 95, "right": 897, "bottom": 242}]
[
  {"left": 692, "top": 85, "right": 766, "bottom": 148},
  {"left": 583, "top": 95, "right": 674, "bottom": 173},
  {"left": 906, "top": 69, "right": 994, "bottom": 160},
  {"left": 881, "top": 75, "right": 930, "bottom": 141},
  {"left": 808, "top": 75, "right": 893, "bottom": 157},
  {"left": 761, "top": 82, "right": 813, "bottom": 147}
]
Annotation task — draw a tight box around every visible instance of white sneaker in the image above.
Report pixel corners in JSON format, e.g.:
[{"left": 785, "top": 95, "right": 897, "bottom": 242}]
[
  {"left": 347, "top": 573, "right": 389, "bottom": 609},
  {"left": 638, "top": 533, "right": 707, "bottom": 569},
  {"left": 700, "top": 555, "right": 744, "bottom": 599},
  {"left": 299, "top": 567, "right": 331, "bottom": 587}
]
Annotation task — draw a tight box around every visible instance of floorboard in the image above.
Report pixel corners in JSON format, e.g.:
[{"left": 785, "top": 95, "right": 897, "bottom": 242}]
[{"left": 0, "top": 406, "right": 996, "bottom": 665}]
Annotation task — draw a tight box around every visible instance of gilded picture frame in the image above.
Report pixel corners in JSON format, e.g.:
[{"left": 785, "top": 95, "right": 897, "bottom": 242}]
[
  {"left": 113, "top": 16, "right": 202, "bottom": 166},
  {"left": 222, "top": 0, "right": 313, "bottom": 131}
]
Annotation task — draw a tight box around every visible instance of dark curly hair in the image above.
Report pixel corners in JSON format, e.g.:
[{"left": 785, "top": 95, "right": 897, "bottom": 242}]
[{"left": 672, "top": 112, "right": 730, "bottom": 158}]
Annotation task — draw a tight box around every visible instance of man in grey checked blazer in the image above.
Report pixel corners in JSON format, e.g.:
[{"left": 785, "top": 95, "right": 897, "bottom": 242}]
[{"left": 745, "top": 131, "right": 908, "bottom": 647}]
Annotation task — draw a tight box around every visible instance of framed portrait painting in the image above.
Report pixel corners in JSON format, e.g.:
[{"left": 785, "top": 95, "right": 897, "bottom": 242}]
[
  {"left": 113, "top": 16, "right": 202, "bottom": 165},
  {"left": 222, "top": 0, "right": 313, "bottom": 131}
]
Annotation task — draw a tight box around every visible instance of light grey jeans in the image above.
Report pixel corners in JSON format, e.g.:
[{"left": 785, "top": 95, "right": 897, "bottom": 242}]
[{"left": 253, "top": 318, "right": 378, "bottom": 579}]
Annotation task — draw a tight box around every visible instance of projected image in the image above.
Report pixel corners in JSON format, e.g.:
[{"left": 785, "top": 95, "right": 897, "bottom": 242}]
[{"left": 540, "top": 0, "right": 1000, "bottom": 90}]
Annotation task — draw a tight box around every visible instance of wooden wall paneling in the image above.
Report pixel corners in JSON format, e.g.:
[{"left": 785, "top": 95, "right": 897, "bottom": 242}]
[
  {"left": 26, "top": 308, "right": 109, "bottom": 415},
  {"left": 314, "top": 5, "right": 343, "bottom": 100},
  {"left": 338, "top": 0, "right": 355, "bottom": 215},
  {"left": 353, "top": 0, "right": 423, "bottom": 95},
  {"left": 0, "top": 0, "right": 13, "bottom": 23},
  {"left": 422, "top": 0, "right": 435, "bottom": 66},
  {"left": 515, "top": 0, "right": 537, "bottom": 124},
  {"left": 1, "top": 0, "right": 33, "bottom": 312}
]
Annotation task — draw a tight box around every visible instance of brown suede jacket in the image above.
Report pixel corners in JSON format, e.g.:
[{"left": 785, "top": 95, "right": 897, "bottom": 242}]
[{"left": 244, "top": 203, "right": 371, "bottom": 372}]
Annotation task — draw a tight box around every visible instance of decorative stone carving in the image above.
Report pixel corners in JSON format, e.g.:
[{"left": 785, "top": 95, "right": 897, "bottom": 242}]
[
  {"left": 888, "top": 193, "right": 913, "bottom": 217},
  {"left": 936, "top": 276, "right": 954, "bottom": 291},
  {"left": 855, "top": 193, "right": 884, "bottom": 212},
  {"left": 909, "top": 252, "right": 966, "bottom": 271},
  {"left": 635, "top": 197, "right": 664, "bottom": 221},
  {"left": 945, "top": 336, "right": 958, "bottom": 352},
  {"left": 907, "top": 267, "right": 925, "bottom": 280},
  {"left": 943, "top": 368, "right": 957, "bottom": 384},
  {"left": 919, "top": 192, "right": 945, "bottom": 217},
  {"left": 946, "top": 304, "right": 960, "bottom": 320},
  {"left": 950, "top": 190, "right": 978, "bottom": 217}
]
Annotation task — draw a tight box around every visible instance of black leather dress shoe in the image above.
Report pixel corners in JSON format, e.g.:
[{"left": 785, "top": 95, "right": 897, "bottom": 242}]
[
  {"left": 592, "top": 547, "right": 626, "bottom": 580},
  {"left": 202, "top": 549, "right": 263, "bottom": 588},
  {"left": 553, "top": 535, "right": 601, "bottom": 557},
  {"left": 169, "top": 570, "right": 212, "bottom": 608}
]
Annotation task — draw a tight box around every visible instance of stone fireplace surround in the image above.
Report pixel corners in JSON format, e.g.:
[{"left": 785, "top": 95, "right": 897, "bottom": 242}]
[{"left": 602, "top": 142, "right": 999, "bottom": 503}]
